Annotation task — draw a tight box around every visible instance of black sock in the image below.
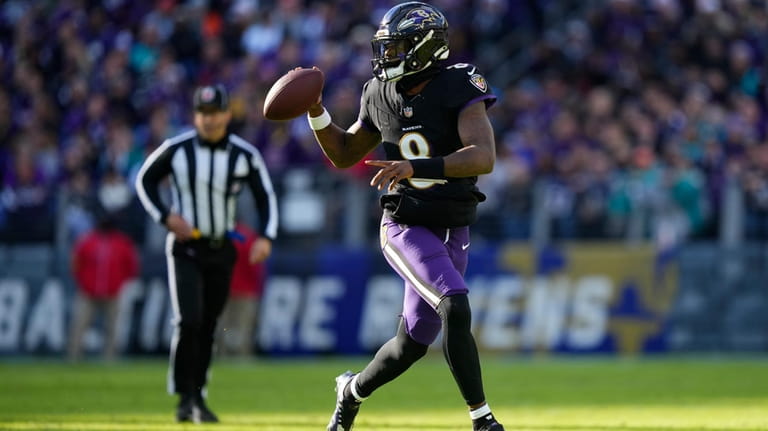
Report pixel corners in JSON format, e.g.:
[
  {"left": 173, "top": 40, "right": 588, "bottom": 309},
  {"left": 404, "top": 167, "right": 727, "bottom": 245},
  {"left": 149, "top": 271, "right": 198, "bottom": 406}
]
[
  {"left": 354, "top": 320, "right": 428, "bottom": 399},
  {"left": 178, "top": 392, "right": 195, "bottom": 406}
]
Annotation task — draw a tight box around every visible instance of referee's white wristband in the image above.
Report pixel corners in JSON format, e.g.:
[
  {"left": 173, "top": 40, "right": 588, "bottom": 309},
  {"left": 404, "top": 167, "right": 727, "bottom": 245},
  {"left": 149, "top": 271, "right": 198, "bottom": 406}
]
[{"left": 308, "top": 108, "right": 332, "bottom": 130}]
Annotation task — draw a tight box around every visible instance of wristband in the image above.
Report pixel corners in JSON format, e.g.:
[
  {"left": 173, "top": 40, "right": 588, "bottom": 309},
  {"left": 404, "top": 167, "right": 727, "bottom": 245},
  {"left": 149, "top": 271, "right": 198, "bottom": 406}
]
[
  {"left": 410, "top": 157, "right": 444, "bottom": 179},
  {"left": 307, "top": 108, "right": 332, "bottom": 130}
]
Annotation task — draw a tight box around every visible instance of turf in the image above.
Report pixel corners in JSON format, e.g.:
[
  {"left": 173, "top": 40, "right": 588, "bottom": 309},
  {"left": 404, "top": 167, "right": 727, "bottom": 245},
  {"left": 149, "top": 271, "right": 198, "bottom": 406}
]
[{"left": 0, "top": 354, "right": 766, "bottom": 431}]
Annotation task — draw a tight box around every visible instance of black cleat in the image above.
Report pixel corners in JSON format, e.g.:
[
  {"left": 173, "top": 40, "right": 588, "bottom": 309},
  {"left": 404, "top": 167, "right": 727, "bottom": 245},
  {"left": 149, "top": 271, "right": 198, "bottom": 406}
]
[
  {"left": 176, "top": 394, "right": 194, "bottom": 423},
  {"left": 177, "top": 392, "right": 219, "bottom": 423},
  {"left": 193, "top": 394, "right": 219, "bottom": 423},
  {"left": 327, "top": 371, "right": 361, "bottom": 431},
  {"left": 473, "top": 418, "right": 505, "bottom": 431}
]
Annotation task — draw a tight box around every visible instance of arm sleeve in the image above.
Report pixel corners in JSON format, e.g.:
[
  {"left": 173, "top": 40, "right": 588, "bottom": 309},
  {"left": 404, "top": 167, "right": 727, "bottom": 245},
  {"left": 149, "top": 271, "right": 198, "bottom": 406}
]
[
  {"left": 135, "top": 141, "right": 175, "bottom": 224},
  {"left": 357, "top": 80, "right": 378, "bottom": 132},
  {"left": 246, "top": 150, "right": 279, "bottom": 241}
]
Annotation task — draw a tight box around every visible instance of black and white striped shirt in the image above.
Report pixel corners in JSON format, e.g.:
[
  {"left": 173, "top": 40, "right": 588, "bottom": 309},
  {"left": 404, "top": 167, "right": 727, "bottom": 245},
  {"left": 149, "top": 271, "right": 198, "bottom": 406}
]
[{"left": 136, "top": 130, "right": 278, "bottom": 240}]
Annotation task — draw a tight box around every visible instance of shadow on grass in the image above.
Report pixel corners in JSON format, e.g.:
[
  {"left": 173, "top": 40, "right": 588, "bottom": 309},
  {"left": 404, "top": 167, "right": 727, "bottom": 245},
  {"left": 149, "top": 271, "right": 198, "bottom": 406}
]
[{"left": 3, "top": 419, "right": 766, "bottom": 431}]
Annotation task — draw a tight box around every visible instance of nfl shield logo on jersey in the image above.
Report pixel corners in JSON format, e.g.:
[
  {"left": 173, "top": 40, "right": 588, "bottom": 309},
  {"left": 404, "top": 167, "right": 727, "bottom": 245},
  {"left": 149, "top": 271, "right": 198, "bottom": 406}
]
[
  {"left": 469, "top": 74, "right": 488, "bottom": 93},
  {"left": 403, "top": 106, "right": 413, "bottom": 118}
]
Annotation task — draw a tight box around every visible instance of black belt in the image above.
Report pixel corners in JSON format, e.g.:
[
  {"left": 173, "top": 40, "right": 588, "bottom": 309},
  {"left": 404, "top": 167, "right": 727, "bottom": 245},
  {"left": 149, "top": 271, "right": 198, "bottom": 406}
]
[{"left": 195, "top": 236, "right": 227, "bottom": 249}]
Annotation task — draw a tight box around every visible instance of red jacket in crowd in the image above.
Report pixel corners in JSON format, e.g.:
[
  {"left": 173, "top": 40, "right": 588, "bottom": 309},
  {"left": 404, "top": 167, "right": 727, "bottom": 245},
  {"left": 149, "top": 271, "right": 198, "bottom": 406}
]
[
  {"left": 72, "top": 228, "right": 140, "bottom": 299},
  {"left": 230, "top": 223, "right": 266, "bottom": 299}
]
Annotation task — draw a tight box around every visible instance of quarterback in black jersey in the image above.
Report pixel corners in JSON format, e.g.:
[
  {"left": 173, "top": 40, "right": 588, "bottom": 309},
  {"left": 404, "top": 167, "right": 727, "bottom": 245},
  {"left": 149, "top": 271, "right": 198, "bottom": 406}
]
[
  {"left": 360, "top": 62, "right": 495, "bottom": 228},
  {"left": 307, "top": 3, "right": 504, "bottom": 431}
]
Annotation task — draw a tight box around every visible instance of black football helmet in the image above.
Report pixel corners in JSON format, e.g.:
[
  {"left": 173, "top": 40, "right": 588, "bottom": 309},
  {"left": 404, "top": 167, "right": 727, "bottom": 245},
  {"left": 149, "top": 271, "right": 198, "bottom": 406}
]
[{"left": 371, "top": 2, "right": 450, "bottom": 82}]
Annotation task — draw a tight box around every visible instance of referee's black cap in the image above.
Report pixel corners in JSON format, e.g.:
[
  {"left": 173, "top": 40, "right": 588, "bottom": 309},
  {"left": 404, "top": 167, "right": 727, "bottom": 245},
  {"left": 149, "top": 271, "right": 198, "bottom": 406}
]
[{"left": 193, "top": 84, "right": 229, "bottom": 112}]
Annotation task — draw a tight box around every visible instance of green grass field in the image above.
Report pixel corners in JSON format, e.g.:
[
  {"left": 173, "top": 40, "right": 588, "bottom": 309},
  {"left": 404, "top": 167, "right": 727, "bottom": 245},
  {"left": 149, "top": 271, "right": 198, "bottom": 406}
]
[{"left": 0, "top": 355, "right": 766, "bottom": 431}]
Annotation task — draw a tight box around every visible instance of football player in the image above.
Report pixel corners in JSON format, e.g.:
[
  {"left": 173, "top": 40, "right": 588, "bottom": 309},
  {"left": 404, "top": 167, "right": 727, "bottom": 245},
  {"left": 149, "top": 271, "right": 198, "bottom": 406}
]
[{"left": 307, "top": 2, "right": 504, "bottom": 431}]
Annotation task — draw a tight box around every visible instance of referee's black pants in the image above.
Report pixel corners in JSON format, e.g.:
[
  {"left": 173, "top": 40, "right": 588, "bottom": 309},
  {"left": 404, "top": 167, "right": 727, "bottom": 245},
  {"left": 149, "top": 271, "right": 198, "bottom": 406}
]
[{"left": 166, "top": 235, "right": 236, "bottom": 396}]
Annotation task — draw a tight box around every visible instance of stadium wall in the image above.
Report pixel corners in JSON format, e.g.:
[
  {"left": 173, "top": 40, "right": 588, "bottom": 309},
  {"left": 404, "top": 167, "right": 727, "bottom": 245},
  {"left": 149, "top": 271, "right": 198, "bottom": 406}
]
[{"left": 0, "top": 242, "right": 766, "bottom": 357}]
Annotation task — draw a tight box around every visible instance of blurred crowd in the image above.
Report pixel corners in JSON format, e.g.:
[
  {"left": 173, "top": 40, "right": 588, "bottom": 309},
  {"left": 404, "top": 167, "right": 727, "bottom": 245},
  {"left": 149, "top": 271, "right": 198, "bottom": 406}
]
[{"left": 0, "top": 0, "right": 766, "bottom": 249}]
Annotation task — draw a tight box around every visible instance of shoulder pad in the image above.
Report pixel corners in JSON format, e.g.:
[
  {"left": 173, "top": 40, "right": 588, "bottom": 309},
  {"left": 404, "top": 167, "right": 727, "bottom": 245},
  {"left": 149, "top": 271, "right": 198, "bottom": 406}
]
[{"left": 442, "top": 63, "right": 491, "bottom": 94}]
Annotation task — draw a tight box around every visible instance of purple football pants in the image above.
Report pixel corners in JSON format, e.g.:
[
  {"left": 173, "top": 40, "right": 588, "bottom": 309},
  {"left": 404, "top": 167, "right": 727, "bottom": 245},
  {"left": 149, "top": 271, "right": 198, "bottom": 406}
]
[{"left": 379, "top": 216, "right": 470, "bottom": 345}]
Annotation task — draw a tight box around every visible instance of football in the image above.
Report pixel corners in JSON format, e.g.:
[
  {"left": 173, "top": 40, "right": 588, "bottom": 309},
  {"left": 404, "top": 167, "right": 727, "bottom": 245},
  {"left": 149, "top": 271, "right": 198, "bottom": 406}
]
[{"left": 263, "top": 68, "right": 324, "bottom": 121}]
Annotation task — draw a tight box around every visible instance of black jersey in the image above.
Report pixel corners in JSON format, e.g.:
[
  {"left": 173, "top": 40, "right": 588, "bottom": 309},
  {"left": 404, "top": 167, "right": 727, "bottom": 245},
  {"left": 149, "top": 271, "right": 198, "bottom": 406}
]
[{"left": 358, "top": 63, "right": 497, "bottom": 228}]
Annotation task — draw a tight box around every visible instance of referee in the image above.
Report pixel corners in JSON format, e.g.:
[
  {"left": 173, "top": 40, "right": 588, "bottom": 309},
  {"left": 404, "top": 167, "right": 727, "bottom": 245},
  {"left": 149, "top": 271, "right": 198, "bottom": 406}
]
[{"left": 136, "top": 84, "right": 278, "bottom": 423}]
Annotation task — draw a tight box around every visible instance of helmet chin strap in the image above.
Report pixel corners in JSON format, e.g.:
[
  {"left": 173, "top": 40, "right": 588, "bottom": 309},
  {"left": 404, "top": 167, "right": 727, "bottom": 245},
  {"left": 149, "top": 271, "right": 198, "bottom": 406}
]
[{"left": 379, "top": 62, "right": 406, "bottom": 82}]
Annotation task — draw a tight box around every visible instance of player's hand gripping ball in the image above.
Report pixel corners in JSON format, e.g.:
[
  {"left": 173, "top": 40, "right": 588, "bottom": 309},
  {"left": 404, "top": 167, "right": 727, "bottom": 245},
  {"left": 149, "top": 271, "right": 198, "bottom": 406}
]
[{"left": 263, "top": 67, "right": 324, "bottom": 121}]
